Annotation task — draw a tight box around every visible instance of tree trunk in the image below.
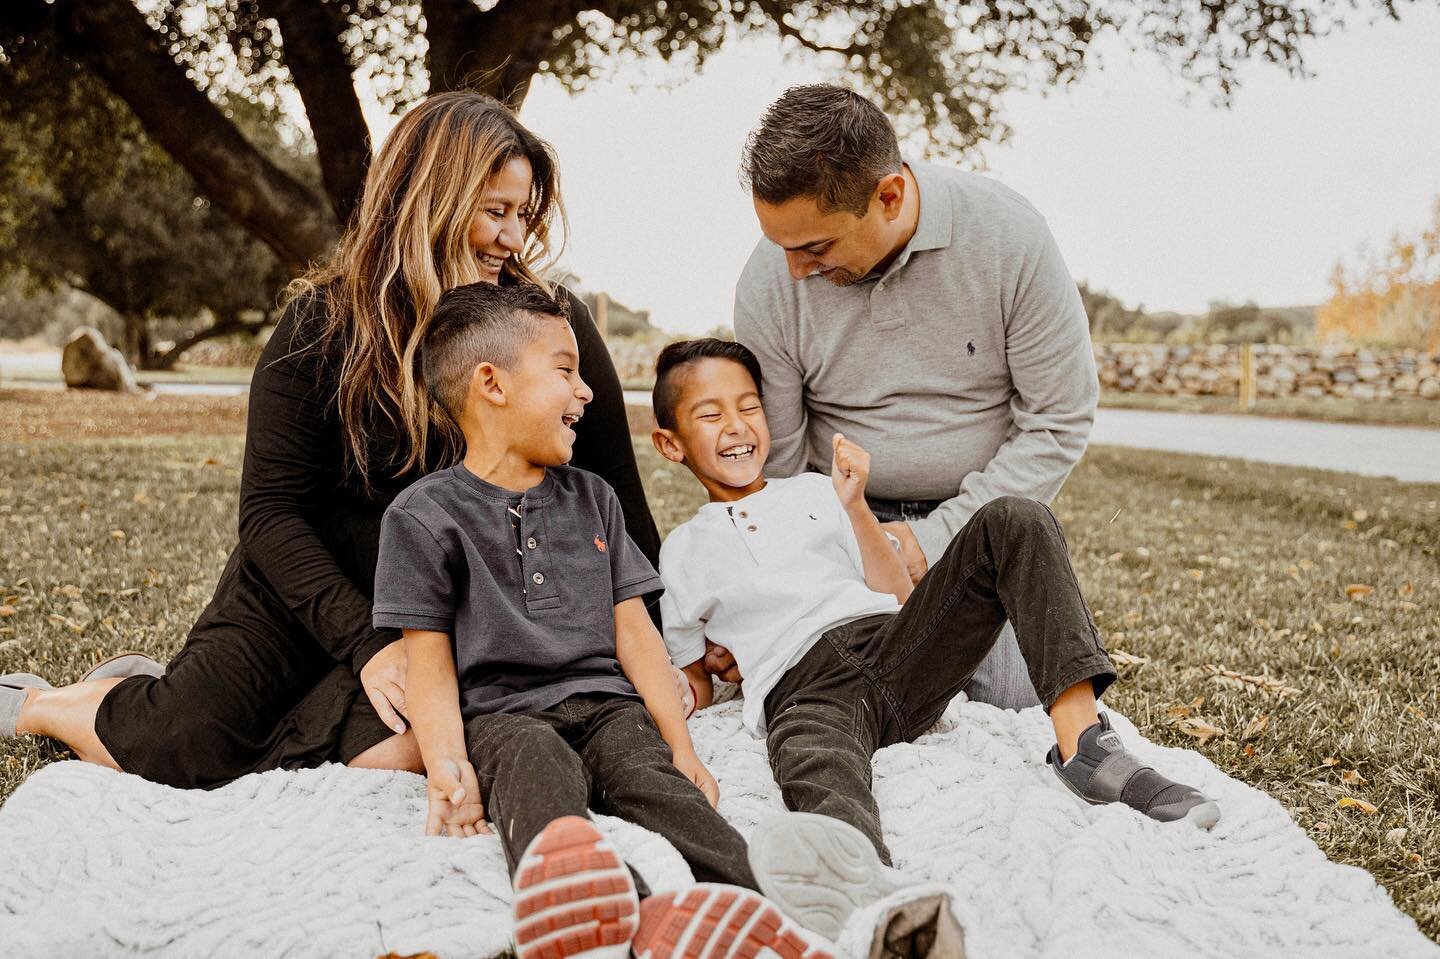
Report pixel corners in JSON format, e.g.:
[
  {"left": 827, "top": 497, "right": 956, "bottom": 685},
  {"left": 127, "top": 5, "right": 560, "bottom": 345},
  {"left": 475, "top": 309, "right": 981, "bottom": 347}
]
[
  {"left": 123, "top": 314, "right": 153, "bottom": 369},
  {"left": 260, "top": 0, "right": 371, "bottom": 225}
]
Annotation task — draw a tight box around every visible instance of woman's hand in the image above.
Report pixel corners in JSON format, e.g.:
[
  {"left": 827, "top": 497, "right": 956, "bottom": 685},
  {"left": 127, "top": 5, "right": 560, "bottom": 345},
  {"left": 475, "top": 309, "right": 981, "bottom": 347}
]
[
  {"left": 674, "top": 666, "right": 697, "bottom": 719},
  {"left": 360, "top": 639, "right": 409, "bottom": 736}
]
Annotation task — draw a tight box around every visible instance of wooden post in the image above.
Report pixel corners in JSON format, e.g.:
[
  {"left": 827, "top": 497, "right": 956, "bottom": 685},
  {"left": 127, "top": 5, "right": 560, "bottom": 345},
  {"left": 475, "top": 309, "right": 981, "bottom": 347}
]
[
  {"left": 594, "top": 292, "right": 609, "bottom": 336},
  {"left": 1240, "top": 343, "right": 1257, "bottom": 411}
]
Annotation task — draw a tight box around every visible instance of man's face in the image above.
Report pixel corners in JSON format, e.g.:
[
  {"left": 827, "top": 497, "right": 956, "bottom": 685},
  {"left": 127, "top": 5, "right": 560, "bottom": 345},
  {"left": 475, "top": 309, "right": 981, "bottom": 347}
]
[
  {"left": 752, "top": 175, "right": 904, "bottom": 286},
  {"left": 655, "top": 358, "right": 771, "bottom": 502}
]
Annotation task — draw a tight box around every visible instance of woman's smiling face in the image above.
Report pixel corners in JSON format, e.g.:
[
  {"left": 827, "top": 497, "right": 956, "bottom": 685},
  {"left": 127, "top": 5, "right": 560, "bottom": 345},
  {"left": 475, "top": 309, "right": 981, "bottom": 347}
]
[{"left": 467, "top": 155, "right": 534, "bottom": 282}]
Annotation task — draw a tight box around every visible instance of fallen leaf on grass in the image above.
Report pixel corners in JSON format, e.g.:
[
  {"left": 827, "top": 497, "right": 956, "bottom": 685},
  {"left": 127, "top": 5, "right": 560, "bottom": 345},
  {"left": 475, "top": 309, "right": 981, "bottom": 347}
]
[
  {"left": 1405, "top": 705, "right": 1428, "bottom": 719},
  {"left": 1110, "top": 650, "right": 1149, "bottom": 667},
  {"left": 1204, "top": 664, "right": 1301, "bottom": 697},
  {"left": 1241, "top": 714, "right": 1270, "bottom": 740},
  {"left": 1337, "top": 797, "right": 1378, "bottom": 815},
  {"left": 0, "top": 605, "right": 14, "bottom": 618},
  {"left": 1399, "top": 581, "right": 1413, "bottom": 596},
  {"left": 1123, "top": 610, "right": 1143, "bottom": 625},
  {"left": 1342, "top": 769, "right": 1368, "bottom": 786},
  {"left": 1345, "top": 584, "right": 1374, "bottom": 601},
  {"left": 1178, "top": 718, "right": 1226, "bottom": 744},
  {"left": 1387, "top": 828, "right": 1409, "bottom": 845},
  {"left": 1397, "top": 601, "right": 1420, "bottom": 612},
  {"left": 1188, "top": 569, "right": 1204, "bottom": 580},
  {"left": 1322, "top": 757, "right": 1341, "bottom": 767},
  {"left": 109, "top": 529, "right": 126, "bottom": 541}
]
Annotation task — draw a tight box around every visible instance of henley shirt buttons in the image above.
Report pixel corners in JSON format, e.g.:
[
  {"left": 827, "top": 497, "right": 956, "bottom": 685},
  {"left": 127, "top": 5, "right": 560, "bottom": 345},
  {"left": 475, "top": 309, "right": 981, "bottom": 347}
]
[
  {"left": 526, "top": 537, "right": 537, "bottom": 549},
  {"left": 747, "top": 524, "right": 758, "bottom": 532},
  {"left": 532, "top": 572, "right": 545, "bottom": 585}
]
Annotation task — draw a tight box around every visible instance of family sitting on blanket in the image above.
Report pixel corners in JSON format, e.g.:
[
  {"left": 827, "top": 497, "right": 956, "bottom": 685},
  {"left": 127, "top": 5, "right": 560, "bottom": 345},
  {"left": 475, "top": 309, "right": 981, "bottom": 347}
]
[{"left": 0, "top": 84, "right": 1225, "bottom": 959}]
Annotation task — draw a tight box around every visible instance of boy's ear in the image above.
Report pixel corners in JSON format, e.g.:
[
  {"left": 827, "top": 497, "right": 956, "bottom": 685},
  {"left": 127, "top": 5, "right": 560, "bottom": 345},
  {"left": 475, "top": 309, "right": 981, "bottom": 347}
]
[
  {"left": 651, "top": 427, "right": 686, "bottom": 464},
  {"left": 467, "top": 361, "right": 507, "bottom": 409}
]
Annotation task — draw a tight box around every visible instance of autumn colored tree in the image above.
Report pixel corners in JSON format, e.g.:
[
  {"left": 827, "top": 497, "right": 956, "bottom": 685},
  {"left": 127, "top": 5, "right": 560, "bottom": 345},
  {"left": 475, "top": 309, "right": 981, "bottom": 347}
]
[
  {"left": 2, "top": 0, "right": 1415, "bottom": 273},
  {"left": 1318, "top": 199, "right": 1440, "bottom": 352}
]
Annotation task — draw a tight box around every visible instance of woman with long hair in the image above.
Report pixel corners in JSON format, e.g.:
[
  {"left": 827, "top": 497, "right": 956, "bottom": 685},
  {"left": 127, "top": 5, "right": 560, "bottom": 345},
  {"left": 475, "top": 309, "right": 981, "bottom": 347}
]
[{"left": 2, "top": 91, "right": 664, "bottom": 787}]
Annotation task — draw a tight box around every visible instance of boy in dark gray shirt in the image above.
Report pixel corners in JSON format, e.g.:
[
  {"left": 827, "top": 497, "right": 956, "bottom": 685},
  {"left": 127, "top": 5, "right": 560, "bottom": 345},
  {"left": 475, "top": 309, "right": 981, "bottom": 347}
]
[{"left": 372, "top": 283, "right": 840, "bottom": 959}]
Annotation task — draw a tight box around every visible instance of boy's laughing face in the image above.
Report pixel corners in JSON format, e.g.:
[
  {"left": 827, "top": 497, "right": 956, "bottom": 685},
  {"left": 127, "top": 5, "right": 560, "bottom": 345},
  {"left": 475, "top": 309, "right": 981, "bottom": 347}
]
[{"left": 652, "top": 357, "right": 770, "bottom": 503}]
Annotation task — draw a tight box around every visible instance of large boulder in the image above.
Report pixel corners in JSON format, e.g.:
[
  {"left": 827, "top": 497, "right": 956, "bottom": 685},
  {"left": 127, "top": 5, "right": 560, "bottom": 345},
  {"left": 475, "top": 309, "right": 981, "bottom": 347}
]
[{"left": 61, "top": 327, "right": 141, "bottom": 393}]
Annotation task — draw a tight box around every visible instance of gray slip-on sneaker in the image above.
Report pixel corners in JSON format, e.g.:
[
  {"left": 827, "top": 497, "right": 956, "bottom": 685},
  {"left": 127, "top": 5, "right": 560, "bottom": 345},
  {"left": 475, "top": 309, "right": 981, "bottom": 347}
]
[
  {"left": 747, "top": 811, "right": 910, "bottom": 942},
  {"left": 81, "top": 651, "right": 165, "bottom": 683},
  {"left": 1049, "top": 713, "right": 1221, "bottom": 830},
  {"left": 1, "top": 673, "right": 53, "bottom": 739}
]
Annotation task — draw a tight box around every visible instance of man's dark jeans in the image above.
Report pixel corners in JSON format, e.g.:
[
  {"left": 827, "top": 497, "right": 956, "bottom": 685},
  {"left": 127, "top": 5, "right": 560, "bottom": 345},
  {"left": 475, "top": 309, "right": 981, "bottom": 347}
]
[
  {"left": 763, "top": 496, "right": 1117, "bottom": 864},
  {"left": 465, "top": 692, "right": 758, "bottom": 891}
]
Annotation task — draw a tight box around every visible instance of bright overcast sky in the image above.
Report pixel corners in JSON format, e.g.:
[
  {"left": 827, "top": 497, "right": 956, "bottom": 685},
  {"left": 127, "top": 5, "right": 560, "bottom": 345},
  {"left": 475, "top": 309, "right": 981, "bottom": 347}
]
[{"left": 363, "top": 6, "right": 1440, "bottom": 334}]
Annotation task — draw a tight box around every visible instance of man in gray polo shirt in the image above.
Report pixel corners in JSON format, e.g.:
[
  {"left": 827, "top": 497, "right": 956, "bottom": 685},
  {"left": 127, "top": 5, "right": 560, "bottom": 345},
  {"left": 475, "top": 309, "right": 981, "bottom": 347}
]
[{"left": 723, "top": 85, "right": 1098, "bottom": 709}]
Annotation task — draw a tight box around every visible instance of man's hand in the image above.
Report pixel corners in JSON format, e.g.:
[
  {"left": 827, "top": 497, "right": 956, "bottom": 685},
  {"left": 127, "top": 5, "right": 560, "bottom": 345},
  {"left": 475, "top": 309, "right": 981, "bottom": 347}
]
[
  {"left": 360, "top": 639, "right": 409, "bottom": 736},
  {"left": 425, "top": 757, "right": 491, "bottom": 838},
  {"left": 880, "top": 521, "right": 928, "bottom": 584},
  {"left": 703, "top": 640, "right": 743, "bottom": 685},
  {"left": 672, "top": 748, "right": 720, "bottom": 808},
  {"left": 831, "top": 432, "right": 871, "bottom": 510}
]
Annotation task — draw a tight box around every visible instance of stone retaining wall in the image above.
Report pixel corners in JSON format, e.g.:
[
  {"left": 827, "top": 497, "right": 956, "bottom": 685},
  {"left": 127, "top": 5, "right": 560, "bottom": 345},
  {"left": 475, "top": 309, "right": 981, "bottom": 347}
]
[{"left": 1096, "top": 344, "right": 1440, "bottom": 400}]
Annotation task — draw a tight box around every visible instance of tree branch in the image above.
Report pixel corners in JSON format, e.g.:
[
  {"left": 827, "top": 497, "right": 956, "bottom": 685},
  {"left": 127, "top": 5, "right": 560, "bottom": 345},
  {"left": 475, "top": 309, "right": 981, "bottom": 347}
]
[
  {"left": 7, "top": 0, "right": 340, "bottom": 270},
  {"left": 753, "top": 0, "right": 865, "bottom": 57},
  {"left": 260, "top": 0, "right": 371, "bottom": 225},
  {"left": 152, "top": 311, "right": 277, "bottom": 371}
]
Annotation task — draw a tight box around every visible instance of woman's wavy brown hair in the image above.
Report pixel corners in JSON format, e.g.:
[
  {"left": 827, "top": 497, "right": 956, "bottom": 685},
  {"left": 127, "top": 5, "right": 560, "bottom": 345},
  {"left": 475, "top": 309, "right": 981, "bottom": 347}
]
[{"left": 289, "top": 91, "right": 566, "bottom": 488}]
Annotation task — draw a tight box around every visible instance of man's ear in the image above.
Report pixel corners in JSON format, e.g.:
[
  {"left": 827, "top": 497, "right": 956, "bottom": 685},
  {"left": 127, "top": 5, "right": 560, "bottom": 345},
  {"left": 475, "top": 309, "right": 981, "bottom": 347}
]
[
  {"left": 467, "top": 361, "right": 507, "bottom": 410},
  {"left": 876, "top": 171, "right": 907, "bottom": 221},
  {"left": 651, "top": 427, "right": 686, "bottom": 464}
]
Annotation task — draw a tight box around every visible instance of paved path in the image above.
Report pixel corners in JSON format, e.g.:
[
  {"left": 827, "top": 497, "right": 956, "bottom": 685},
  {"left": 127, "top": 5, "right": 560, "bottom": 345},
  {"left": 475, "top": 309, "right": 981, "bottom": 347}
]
[
  {"left": 623, "top": 391, "right": 1440, "bottom": 483},
  {"left": 1089, "top": 408, "right": 1440, "bottom": 483}
]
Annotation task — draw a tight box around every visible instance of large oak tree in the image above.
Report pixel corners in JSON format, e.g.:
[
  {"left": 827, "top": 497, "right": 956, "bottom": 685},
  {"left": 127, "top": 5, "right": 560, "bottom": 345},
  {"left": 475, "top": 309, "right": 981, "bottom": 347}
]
[{"left": 0, "top": 0, "right": 1415, "bottom": 272}]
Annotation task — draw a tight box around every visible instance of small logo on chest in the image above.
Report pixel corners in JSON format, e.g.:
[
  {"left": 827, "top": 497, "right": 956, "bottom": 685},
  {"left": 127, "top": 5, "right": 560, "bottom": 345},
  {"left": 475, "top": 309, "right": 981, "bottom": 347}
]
[
  {"left": 966, "top": 340, "right": 976, "bottom": 356},
  {"left": 594, "top": 535, "right": 607, "bottom": 552}
]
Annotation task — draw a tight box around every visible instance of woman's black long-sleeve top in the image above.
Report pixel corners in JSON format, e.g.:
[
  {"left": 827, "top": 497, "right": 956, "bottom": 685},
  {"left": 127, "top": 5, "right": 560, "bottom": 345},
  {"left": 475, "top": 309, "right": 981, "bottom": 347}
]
[{"left": 236, "top": 286, "right": 661, "bottom": 675}]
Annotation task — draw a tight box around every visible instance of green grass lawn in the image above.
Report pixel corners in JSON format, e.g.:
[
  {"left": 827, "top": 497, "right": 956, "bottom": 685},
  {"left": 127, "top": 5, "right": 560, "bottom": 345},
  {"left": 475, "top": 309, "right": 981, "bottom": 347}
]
[{"left": 2, "top": 435, "right": 1437, "bottom": 940}]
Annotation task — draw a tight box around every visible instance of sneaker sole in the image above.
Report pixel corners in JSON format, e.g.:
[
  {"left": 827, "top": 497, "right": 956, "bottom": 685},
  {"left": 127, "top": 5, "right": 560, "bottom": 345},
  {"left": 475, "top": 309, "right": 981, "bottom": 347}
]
[
  {"left": 513, "top": 816, "right": 639, "bottom": 959},
  {"left": 632, "top": 884, "right": 834, "bottom": 959},
  {"left": 746, "top": 812, "right": 904, "bottom": 942},
  {"left": 81, "top": 652, "right": 164, "bottom": 684}
]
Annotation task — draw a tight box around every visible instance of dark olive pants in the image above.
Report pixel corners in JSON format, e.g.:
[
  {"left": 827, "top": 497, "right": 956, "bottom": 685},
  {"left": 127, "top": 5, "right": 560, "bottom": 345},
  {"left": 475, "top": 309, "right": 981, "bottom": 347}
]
[
  {"left": 763, "top": 496, "right": 1117, "bottom": 864},
  {"left": 466, "top": 692, "right": 758, "bottom": 891}
]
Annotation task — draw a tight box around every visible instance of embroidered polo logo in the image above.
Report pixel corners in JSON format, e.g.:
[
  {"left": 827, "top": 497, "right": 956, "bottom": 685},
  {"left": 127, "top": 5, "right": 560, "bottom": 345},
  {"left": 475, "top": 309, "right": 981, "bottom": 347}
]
[
  {"left": 594, "top": 535, "right": 607, "bottom": 552},
  {"left": 966, "top": 341, "right": 976, "bottom": 356}
]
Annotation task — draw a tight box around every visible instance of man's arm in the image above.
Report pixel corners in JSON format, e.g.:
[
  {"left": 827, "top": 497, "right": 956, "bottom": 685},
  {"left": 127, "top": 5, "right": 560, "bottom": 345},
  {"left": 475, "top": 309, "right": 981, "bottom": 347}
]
[
  {"left": 906, "top": 225, "right": 1097, "bottom": 568},
  {"left": 734, "top": 261, "right": 809, "bottom": 478},
  {"left": 615, "top": 596, "right": 719, "bottom": 806}
]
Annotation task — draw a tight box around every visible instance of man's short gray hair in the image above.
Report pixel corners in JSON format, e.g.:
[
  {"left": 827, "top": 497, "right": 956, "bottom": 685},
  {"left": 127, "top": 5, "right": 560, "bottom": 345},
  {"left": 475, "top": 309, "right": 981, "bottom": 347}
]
[{"left": 740, "top": 85, "right": 903, "bottom": 217}]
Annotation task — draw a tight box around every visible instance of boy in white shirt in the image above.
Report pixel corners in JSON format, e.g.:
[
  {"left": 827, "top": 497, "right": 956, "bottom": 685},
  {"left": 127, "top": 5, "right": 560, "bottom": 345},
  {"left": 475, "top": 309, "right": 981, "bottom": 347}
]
[{"left": 651, "top": 339, "right": 1220, "bottom": 934}]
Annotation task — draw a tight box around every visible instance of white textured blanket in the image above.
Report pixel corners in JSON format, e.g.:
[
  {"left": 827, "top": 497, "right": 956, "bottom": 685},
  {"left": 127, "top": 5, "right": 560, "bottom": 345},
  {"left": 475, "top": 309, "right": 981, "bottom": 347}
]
[{"left": 0, "top": 699, "right": 1433, "bottom": 959}]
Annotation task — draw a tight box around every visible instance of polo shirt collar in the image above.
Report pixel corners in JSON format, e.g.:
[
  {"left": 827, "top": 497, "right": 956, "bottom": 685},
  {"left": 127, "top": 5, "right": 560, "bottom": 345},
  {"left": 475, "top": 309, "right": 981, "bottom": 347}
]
[{"left": 880, "top": 161, "right": 953, "bottom": 279}]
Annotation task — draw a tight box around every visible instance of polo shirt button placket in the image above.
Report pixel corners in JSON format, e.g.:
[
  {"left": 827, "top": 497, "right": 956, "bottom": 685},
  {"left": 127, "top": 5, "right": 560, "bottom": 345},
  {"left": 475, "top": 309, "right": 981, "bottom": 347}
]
[
  {"left": 527, "top": 537, "right": 537, "bottom": 549},
  {"left": 532, "top": 572, "right": 545, "bottom": 585}
]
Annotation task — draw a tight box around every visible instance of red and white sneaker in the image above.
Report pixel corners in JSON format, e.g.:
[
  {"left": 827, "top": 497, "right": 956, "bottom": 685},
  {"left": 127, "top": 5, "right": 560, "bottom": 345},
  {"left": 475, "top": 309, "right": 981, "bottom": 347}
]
[
  {"left": 513, "top": 816, "right": 641, "bottom": 959},
  {"left": 632, "top": 884, "right": 836, "bottom": 959}
]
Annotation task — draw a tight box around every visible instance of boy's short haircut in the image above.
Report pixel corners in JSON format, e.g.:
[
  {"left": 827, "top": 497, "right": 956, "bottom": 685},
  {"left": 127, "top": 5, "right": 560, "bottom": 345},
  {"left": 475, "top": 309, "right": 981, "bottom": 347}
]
[
  {"left": 652, "top": 338, "right": 764, "bottom": 431},
  {"left": 740, "top": 84, "right": 902, "bottom": 217},
  {"left": 423, "top": 282, "right": 569, "bottom": 422}
]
